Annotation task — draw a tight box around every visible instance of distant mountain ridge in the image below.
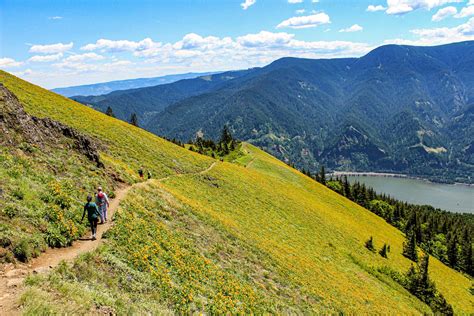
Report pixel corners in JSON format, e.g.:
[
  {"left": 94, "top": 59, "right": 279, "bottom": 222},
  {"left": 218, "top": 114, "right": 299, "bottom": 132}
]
[
  {"left": 52, "top": 71, "right": 219, "bottom": 97},
  {"left": 73, "top": 41, "right": 474, "bottom": 183}
]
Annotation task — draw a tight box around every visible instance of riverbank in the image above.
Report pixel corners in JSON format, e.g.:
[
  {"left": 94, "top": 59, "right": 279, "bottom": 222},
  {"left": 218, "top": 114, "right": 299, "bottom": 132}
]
[{"left": 328, "top": 171, "right": 474, "bottom": 187}]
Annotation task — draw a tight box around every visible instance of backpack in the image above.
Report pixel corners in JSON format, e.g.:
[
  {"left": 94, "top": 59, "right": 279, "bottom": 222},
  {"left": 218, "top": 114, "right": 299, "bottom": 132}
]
[{"left": 97, "top": 192, "right": 105, "bottom": 204}]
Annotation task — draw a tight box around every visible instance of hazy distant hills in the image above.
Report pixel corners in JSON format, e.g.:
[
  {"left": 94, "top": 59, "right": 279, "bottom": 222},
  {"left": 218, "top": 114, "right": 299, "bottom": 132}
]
[
  {"left": 52, "top": 71, "right": 219, "bottom": 97},
  {"left": 73, "top": 41, "right": 474, "bottom": 183}
]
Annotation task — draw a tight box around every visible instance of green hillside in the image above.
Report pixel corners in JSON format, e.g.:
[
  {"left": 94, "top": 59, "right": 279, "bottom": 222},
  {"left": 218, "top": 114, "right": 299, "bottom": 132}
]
[{"left": 0, "top": 71, "right": 472, "bottom": 314}]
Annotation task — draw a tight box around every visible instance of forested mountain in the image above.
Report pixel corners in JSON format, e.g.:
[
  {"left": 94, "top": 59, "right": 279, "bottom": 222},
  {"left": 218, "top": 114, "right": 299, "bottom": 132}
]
[
  {"left": 1, "top": 70, "right": 472, "bottom": 314},
  {"left": 73, "top": 41, "right": 474, "bottom": 183},
  {"left": 52, "top": 71, "right": 218, "bottom": 97}
]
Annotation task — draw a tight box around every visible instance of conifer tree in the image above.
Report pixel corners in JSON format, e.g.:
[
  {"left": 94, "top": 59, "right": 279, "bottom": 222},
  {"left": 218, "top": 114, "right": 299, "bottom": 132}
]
[
  {"left": 220, "top": 125, "right": 232, "bottom": 144},
  {"left": 319, "top": 165, "right": 326, "bottom": 185},
  {"left": 105, "top": 106, "right": 115, "bottom": 117},
  {"left": 365, "top": 236, "right": 375, "bottom": 252},
  {"left": 379, "top": 244, "right": 388, "bottom": 258},
  {"left": 130, "top": 113, "right": 139, "bottom": 127},
  {"left": 461, "top": 231, "right": 473, "bottom": 275},
  {"left": 447, "top": 234, "right": 458, "bottom": 268},
  {"left": 403, "top": 230, "right": 418, "bottom": 262},
  {"left": 343, "top": 175, "right": 351, "bottom": 199}
]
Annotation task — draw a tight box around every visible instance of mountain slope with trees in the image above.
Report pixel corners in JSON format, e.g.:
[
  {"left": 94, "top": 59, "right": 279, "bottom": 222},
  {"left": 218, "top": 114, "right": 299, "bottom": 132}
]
[
  {"left": 75, "top": 41, "right": 474, "bottom": 183},
  {"left": 1, "top": 71, "right": 472, "bottom": 314}
]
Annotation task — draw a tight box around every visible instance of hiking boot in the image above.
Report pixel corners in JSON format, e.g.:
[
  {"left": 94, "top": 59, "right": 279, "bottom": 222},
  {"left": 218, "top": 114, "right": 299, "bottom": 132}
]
[{"left": 92, "top": 235, "right": 97, "bottom": 241}]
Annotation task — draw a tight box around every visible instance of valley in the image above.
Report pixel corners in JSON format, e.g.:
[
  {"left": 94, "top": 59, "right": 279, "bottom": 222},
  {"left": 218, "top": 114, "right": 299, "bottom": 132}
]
[{"left": 73, "top": 42, "right": 474, "bottom": 184}]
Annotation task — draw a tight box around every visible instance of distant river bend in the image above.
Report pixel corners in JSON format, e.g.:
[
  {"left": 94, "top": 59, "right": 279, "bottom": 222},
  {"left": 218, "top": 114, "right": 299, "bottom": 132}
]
[{"left": 332, "top": 173, "right": 474, "bottom": 214}]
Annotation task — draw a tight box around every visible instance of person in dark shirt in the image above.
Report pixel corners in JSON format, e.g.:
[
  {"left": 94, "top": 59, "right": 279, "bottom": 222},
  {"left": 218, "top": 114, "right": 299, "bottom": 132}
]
[{"left": 81, "top": 195, "right": 101, "bottom": 240}]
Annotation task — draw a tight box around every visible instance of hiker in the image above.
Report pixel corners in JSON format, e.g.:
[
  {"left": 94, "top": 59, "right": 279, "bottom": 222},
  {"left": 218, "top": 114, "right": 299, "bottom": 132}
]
[
  {"left": 95, "top": 186, "right": 110, "bottom": 224},
  {"left": 147, "top": 171, "right": 152, "bottom": 179},
  {"left": 81, "top": 195, "right": 101, "bottom": 240},
  {"left": 138, "top": 168, "right": 144, "bottom": 178}
]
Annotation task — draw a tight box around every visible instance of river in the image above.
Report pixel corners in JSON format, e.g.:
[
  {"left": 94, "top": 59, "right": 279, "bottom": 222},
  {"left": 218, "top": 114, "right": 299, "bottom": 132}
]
[{"left": 342, "top": 175, "right": 474, "bottom": 213}]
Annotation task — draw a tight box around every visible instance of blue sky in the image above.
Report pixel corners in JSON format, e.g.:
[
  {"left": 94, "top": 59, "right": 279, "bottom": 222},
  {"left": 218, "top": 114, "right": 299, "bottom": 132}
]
[{"left": 1, "top": 0, "right": 474, "bottom": 88}]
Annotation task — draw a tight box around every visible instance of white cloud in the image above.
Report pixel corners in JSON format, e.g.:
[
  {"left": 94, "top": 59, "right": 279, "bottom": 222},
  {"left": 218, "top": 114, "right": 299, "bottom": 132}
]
[
  {"left": 386, "top": 0, "right": 463, "bottom": 15},
  {"left": 276, "top": 13, "right": 330, "bottom": 29},
  {"left": 455, "top": 5, "right": 474, "bottom": 18},
  {"left": 29, "top": 42, "right": 73, "bottom": 54},
  {"left": 296, "top": 9, "right": 306, "bottom": 14},
  {"left": 53, "top": 59, "right": 132, "bottom": 73},
  {"left": 312, "top": 0, "right": 319, "bottom": 2},
  {"left": 469, "top": 0, "right": 474, "bottom": 5},
  {"left": 81, "top": 38, "right": 160, "bottom": 52},
  {"left": 28, "top": 31, "right": 372, "bottom": 88},
  {"left": 288, "top": 0, "right": 304, "bottom": 3},
  {"left": 241, "top": 0, "right": 256, "bottom": 10},
  {"left": 48, "top": 16, "right": 63, "bottom": 20},
  {"left": 28, "top": 53, "right": 63, "bottom": 63},
  {"left": 367, "top": 5, "right": 387, "bottom": 12},
  {"left": 12, "top": 69, "right": 33, "bottom": 76},
  {"left": 385, "top": 17, "right": 474, "bottom": 45},
  {"left": 339, "top": 24, "right": 363, "bottom": 32},
  {"left": 432, "top": 6, "right": 457, "bottom": 21},
  {"left": 64, "top": 53, "right": 105, "bottom": 62},
  {"left": 0, "top": 57, "right": 23, "bottom": 68},
  {"left": 237, "top": 31, "right": 295, "bottom": 47}
]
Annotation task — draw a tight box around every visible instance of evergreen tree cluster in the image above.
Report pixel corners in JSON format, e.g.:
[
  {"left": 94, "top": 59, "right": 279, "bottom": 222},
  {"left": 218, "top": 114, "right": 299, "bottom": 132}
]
[
  {"left": 299, "top": 166, "right": 473, "bottom": 276},
  {"left": 403, "top": 255, "right": 454, "bottom": 315},
  {"left": 187, "top": 125, "right": 239, "bottom": 158}
]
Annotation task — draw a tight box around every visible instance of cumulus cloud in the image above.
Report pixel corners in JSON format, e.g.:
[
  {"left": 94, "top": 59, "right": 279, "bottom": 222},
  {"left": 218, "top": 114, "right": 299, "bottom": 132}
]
[
  {"left": 237, "top": 31, "right": 294, "bottom": 47},
  {"left": 469, "top": 0, "right": 474, "bottom": 5},
  {"left": 385, "top": 17, "right": 474, "bottom": 45},
  {"left": 455, "top": 5, "right": 474, "bottom": 18},
  {"left": 12, "top": 69, "right": 33, "bottom": 76},
  {"left": 339, "top": 24, "right": 363, "bottom": 32},
  {"left": 367, "top": 5, "right": 387, "bottom": 11},
  {"left": 29, "top": 42, "right": 73, "bottom": 54},
  {"left": 432, "top": 6, "right": 457, "bottom": 21},
  {"left": 0, "top": 57, "right": 23, "bottom": 68},
  {"left": 296, "top": 9, "right": 306, "bottom": 14},
  {"left": 64, "top": 53, "right": 105, "bottom": 62},
  {"left": 288, "top": 0, "right": 304, "bottom": 3},
  {"left": 48, "top": 16, "right": 63, "bottom": 20},
  {"left": 276, "top": 13, "right": 330, "bottom": 29},
  {"left": 386, "top": 0, "right": 463, "bottom": 15},
  {"left": 53, "top": 59, "right": 132, "bottom": 73},
  {"left": 28, "top": 53, "right": 63, "bottom": 62},
  {"left": 241, "top": 0, "right": 256, "bottom": 10},
  {"left": 81, "top": 38, "right": 160, "bottom": 53}
]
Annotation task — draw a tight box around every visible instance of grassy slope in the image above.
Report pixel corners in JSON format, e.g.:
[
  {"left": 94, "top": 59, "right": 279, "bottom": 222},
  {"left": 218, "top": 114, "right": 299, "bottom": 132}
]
[
  {"left": 0, "top": 70, "right": 210, "bottom": 262},
  {"left": 0, "top": 71, "right": 471, "bottom": 314}
]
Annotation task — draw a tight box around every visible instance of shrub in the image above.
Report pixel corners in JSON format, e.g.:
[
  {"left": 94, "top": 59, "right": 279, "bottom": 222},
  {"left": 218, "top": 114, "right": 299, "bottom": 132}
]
[{"left": 13, "top": 239, "right": 33, "bottom": 262}]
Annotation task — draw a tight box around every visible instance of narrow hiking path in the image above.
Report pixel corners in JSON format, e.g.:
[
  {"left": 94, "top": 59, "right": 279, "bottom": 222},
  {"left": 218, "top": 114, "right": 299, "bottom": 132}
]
[{"left": 0, "top": 161, "right": 218, "bottom": 315}]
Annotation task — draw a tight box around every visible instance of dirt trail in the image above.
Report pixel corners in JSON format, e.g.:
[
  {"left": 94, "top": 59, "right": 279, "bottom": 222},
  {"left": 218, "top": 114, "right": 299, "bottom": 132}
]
[{"left": 0, "top": 161, "right": 218, "bottom": 315}]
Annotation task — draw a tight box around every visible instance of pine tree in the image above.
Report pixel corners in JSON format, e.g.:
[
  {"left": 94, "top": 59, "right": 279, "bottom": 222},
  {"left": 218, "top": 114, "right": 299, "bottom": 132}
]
[
  {"left": 379, "top": 243, "right": 388, "bottom": 258},
  {"left": 105, "top": 106, "right": 115, "bottom": 117},
  {"left": 365, "top": 236, "right": 375, "bottom": 252},
  {"left": 130, "top": 113, "right": 139, "bottom": 127},
  {"left": 319, "top": 165, "right": 326, "bottom": 185},
  {"left": 343, "top": 175, "right": 351, "bottom": 199},
  {"left": 220, "top": 125, "right": 232, "bottom": 144},
  {"left": 461, "top": 230, "right": 473, "bottom": 275},
  {"left": 403, "top": 230, "right": 418, "bottom": 262},
  {"left": 447, "top": 234, "right": 458, "bottom": 268}
]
